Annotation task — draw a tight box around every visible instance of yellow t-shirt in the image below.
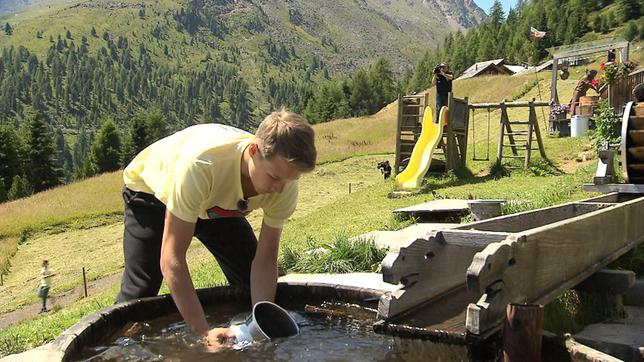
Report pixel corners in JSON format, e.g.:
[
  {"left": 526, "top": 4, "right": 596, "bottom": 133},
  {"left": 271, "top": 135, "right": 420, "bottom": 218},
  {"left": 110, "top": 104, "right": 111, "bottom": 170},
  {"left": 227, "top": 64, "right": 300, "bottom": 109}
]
[{"left": 123, "top": 124, "right": 298, "bottom": 229}]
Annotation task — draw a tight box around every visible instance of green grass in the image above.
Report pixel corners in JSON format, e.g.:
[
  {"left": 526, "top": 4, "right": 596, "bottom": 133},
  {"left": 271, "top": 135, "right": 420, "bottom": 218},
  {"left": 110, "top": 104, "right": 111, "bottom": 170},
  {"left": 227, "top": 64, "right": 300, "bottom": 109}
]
[
  {"left": 0, "top": 284, "right": 119, "bottom": 356},
  {"left": 0, "top": 154, "right": 391, "bottom": 314},
  {"left": 279, "top": 233, "right": 389, "bottom": 274},
  {"left": 2, "top": 50, "right": 643, "bottom": 355}
]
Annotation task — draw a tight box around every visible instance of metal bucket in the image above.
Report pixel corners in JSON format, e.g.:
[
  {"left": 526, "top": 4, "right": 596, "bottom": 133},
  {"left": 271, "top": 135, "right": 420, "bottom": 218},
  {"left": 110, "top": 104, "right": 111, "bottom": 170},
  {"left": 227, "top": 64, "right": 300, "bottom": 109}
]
[
  {"left": 231, "top": 301, "right": 299, "bottom": 343},
  {"left": 467, "top": 199, "right": 504, "bottom": 221}
]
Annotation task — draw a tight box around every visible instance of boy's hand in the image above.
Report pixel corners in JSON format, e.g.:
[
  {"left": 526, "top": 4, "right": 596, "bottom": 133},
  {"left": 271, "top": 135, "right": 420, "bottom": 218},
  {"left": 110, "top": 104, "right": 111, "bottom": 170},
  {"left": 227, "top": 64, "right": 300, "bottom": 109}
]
[{"left": 202, "top": 327, "right": 236, "bottom": 352}]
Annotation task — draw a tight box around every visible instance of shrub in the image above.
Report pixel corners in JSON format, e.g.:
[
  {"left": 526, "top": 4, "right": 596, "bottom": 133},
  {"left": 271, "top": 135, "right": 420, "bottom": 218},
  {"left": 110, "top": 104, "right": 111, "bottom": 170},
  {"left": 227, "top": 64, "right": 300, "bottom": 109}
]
[{"left": 589, "top": 99, "right": 621, "bottom": 150}]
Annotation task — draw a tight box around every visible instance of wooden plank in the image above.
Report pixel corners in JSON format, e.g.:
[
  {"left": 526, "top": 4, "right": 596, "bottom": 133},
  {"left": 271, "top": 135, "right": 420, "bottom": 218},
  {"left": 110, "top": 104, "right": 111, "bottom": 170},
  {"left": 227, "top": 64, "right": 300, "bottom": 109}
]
[
  {"left": 627, "top": 146, "right": 644, "bottom": 161},
  {"left": 557, "top": 333, "right": 624, "bottom": 362},
  {"left": 629, "top": 130, "right": 644, "bottom": 145},
  {"left": 583, "top": 183, "right": 644, "bottom": 193},
  {"left": 459, "top": 201, "right": 613, "bottom": 233},
  {"left": 353, "top": 223, "right": 459, "bottom": 252},
  {"left": 550, "top": 39, "right": 629, "bottom": 59},
  {"left": 395, "top": 94, "right": 403, "bottom": 175},
  {"left": 469, "top": 101, "right": 550, "bottom": 109},
  {"left": 393, "top": 199, "right": 469, "bottom": 213},
  {"left": 378, "top": 230, "right": 509, "bottom": 320},
  {"left": 574, "top": 269, "right": 636, "bottom": 294},
  {"left": 465, "top": 195, "right": 644, "bottom": 335}
]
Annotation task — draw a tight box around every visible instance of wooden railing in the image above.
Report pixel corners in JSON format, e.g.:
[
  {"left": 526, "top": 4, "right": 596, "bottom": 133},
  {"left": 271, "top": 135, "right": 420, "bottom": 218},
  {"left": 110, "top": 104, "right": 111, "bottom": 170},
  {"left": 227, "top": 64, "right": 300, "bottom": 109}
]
[{"left": 609, "top": 68, "right": 644, "bottom": 114}]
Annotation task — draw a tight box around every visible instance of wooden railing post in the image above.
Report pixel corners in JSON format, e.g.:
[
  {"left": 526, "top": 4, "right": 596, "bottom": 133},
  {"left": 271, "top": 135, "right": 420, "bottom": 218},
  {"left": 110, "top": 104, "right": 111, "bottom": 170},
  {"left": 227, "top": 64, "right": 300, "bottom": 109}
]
[{"left": 82, "top": 267, "right": 88, "bottom": 298}]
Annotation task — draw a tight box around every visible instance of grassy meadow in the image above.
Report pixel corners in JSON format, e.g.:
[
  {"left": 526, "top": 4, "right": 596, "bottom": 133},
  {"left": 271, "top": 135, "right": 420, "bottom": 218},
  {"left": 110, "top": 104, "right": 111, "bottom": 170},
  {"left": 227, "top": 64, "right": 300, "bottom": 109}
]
[{"left": 1, "top": 45, "right": 644, "bottom": 354}]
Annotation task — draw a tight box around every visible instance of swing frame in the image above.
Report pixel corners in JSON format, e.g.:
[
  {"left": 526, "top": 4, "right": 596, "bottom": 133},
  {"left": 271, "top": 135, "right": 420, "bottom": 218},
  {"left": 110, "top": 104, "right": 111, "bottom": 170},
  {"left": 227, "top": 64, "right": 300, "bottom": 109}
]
[{"left": 471, "top": 106, "right": 491, "bottom": 161}]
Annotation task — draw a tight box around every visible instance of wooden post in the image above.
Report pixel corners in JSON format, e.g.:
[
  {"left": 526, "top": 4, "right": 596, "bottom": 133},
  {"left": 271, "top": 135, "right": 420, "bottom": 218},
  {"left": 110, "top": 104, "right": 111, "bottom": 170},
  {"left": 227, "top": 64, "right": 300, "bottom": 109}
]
[
  {"left": 497, "top": 102, "right": 506, "bottom": 162},
  {"left": 82, "top": 267, "right": 88, "bottom": 298},
  {"left": 550, "top": 57, "right": 559, "bottom": 105},
  {"left": 502, "top": 303, "right": 543, "bottom": 362},
  {"left": 525, "top": 101, "right": 535, "bottom": 168},
  {"left": 348, "top": 183, "right": 352, "bottom": 194},
  {"left": 394, "top": 94, "right": 403, "bottom": 175},
  {"left": 1, "top": 274, "right": 3, "bottom": 286}
]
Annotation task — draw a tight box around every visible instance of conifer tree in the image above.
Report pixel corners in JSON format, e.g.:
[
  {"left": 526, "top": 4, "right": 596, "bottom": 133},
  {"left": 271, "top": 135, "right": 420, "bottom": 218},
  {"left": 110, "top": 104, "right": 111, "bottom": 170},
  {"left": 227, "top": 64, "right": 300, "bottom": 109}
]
[
  {"left": 0, "top": 125, "right": 23, "bottom": 191},
  {"left": 26, "top": 115, "right": 62, "bottom": 192},
  {"left": 7, "top": 174, "right": 33, "bottom": 201},
  {"left": 624, "top": 20, "right": 639, "bottom": 41},
  {"left": 88, "top": 119, "right": 121, "bottom": 174},
  {"left": 349, "top": 69, "right": 375, "bottom": 116},
  {"left": 4, "top": 23, "right": 12, "bottom": 36},
  {"left": 618, "top": 0, "right": 641, "bottom": 22},
  {"left": 0, "top": 178, "right": 6, "bottom": 203},
  {"left": 368, "top": 57, "right": 396, "bottom": 111}
]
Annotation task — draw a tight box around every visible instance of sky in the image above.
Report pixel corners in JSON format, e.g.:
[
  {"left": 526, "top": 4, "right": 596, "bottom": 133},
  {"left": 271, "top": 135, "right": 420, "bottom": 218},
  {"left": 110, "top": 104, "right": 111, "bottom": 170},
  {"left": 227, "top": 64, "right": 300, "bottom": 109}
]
[{"left": 473, "top": 0, "right": 518, "bottom": 15}]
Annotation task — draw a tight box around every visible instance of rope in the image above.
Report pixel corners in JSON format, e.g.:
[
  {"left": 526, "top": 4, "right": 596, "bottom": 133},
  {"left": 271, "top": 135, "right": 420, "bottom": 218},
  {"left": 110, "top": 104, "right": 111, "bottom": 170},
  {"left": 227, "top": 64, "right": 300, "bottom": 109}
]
[{"left": 533, "top": 67, "right": 548, "bottom": 133}]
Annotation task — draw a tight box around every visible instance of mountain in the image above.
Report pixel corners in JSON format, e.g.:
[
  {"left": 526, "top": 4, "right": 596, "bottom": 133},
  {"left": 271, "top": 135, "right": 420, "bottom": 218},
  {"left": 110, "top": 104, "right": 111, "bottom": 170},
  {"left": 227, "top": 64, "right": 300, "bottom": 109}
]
[
  {"left": 0, "top": 0, "right": 487, "bottom": 185},
  {"left": 2, "top": 0, "right": 486, "bottom": 73},
  {"left": 0, "top": 0, "right": 71, "bottom": 14}
]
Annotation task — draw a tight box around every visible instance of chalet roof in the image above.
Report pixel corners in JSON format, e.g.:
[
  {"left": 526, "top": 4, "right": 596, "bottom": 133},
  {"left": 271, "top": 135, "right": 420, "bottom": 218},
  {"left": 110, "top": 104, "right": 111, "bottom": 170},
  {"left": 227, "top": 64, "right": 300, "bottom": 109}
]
[{"left": 457, "top": 58, "right": 510, "bottom": 80}]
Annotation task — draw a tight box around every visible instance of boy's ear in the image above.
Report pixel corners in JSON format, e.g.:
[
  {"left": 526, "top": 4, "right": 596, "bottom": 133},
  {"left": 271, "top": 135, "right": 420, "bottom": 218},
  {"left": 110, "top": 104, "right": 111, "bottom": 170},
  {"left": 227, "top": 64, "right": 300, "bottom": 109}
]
[{"left": 249, "top": 142, "right": 259, "bottom": 157}]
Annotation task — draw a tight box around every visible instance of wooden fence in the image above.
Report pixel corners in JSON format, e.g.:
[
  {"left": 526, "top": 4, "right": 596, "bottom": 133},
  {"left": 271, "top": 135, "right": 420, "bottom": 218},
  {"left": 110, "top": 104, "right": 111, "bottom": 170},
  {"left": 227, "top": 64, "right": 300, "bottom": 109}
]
[{"left": 609, "top": 68, "right": 644, "bottom": 114}]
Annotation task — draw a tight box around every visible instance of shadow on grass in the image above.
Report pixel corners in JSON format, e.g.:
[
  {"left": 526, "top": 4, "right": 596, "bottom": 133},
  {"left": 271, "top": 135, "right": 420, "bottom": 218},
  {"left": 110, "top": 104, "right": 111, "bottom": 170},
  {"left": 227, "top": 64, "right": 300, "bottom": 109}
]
[
  {"left": 417, "top": 157, "right": 565, "bottom": 195},
  {"left": 417, "top": 162, "right": 510, "bottom": 194}
]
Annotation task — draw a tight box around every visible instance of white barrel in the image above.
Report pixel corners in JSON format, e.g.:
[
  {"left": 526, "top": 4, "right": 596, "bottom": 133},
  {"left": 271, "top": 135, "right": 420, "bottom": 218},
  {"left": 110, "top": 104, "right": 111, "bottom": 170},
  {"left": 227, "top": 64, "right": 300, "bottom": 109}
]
[{"left": 571, "top": 115, "right": 589, "bottom": 137}]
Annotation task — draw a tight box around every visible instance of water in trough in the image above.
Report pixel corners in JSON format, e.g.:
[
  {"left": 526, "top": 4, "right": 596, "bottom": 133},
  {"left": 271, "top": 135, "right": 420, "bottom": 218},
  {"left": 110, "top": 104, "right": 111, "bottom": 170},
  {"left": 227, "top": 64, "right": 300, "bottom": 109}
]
[{"left": 72, "top": 301, "right": 469, "bottom": 361}]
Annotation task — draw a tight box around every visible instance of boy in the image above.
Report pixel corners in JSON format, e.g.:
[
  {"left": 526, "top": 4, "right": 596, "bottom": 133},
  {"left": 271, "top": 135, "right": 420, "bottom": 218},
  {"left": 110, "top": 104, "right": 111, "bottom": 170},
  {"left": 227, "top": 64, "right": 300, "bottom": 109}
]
[
  {"left": 116, "top": 110, "right": 316, "bottom": 350},
  {"left": 39, "top": 260, "right": 56, "bottom": 313}
]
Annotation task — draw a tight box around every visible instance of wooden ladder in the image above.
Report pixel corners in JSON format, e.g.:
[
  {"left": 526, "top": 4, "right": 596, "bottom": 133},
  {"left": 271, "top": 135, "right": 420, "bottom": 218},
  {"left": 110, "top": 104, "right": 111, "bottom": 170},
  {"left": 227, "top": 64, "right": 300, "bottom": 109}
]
[
  {"left": 497, "top": 101, "right": 547, "bottom": 167},
  {"left": 395, "top": 94, "right": 429, "bottom": 174}
]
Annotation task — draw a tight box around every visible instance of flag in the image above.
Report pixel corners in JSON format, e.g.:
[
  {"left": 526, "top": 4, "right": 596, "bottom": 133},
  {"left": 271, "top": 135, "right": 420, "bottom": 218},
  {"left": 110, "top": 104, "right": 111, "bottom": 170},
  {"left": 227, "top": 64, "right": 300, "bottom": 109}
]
[{"left": 530, "top": 27, "right": 546, "bottom": 39}]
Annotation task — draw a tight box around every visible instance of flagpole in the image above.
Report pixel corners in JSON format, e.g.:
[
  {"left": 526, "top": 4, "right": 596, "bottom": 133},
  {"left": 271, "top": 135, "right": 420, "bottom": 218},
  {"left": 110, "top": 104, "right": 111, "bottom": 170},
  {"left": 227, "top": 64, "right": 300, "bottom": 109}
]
[{"left": 529, "top": 26, "right": 549, "bottom": 133}]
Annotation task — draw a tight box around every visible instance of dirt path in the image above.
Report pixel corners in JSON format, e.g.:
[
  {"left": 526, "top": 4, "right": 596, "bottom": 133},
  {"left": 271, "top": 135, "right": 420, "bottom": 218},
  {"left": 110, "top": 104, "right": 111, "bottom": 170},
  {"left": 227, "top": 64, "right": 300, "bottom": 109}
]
[
  {"left": 0, "top": 244, "right": 215, "bottom": 330},
  {"left": 0, "top": 272, "right": 122, "bottom": 329}
]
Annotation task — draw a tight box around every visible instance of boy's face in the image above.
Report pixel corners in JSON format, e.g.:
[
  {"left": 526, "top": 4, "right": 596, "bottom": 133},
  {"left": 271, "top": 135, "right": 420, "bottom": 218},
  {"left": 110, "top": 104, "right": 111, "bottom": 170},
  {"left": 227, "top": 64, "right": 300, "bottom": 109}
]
[{"left": 249, "top": 145, "right": 301, "bottom": 194}]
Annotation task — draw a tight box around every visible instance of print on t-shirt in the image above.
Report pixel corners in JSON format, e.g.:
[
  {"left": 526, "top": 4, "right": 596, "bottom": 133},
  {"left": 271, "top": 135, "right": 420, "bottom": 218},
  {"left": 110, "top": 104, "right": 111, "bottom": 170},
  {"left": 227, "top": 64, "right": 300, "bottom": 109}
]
[{"left": 206, "top": 206, "right": 251, "bottom": 219}]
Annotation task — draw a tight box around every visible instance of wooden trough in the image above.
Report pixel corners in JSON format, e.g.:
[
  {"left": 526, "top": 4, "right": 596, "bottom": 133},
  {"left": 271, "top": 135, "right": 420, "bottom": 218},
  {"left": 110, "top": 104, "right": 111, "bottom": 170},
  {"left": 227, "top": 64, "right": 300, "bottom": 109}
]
[
  {"left": 375, "top": 192, "right": 644, "bottom": 344},
  {"left": 49, "top": 283, "right": 384, "bottom": 361}
]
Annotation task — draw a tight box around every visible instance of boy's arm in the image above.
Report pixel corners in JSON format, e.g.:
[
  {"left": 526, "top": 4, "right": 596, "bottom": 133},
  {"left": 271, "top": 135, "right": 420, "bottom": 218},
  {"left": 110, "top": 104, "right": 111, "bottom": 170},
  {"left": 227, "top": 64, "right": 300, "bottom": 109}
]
[
  {"left": 250, "top": 221, "right": 281, "bottom": 304},
  {"left": 159, "top": 211, "right": 209, "bottom": 334}
]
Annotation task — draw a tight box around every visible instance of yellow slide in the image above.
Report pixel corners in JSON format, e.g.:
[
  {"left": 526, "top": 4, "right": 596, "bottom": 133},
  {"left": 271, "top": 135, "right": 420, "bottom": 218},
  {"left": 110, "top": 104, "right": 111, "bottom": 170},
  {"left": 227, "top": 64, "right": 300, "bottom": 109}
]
[{"left": 395, "top": 106, "right": 446, "bottom": 190}]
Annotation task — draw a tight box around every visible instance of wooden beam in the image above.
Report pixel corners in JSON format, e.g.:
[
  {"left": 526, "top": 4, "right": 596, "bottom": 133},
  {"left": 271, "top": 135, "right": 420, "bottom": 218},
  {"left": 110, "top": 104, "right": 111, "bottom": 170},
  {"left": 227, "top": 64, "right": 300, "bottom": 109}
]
[
  {"left": 574, "top": 269, "right": 635, "bottom": 294},
  {"left": 465, "top": 195, "right": 644, "bottom": 335},
  {"left": 549, "top": 39, "right": 629, "bottom": 59},
  {"left": 394, "top": 94, "right": 403, "bottom": 175},
  {"left": 551, "top": 57, "right": 558, "bottom": 105},
  {"left": 470, "top": 101, "right": 549, "bottom": 109},
  {"left": 378, "top": 229, "right": 509, "bottom": 320}
]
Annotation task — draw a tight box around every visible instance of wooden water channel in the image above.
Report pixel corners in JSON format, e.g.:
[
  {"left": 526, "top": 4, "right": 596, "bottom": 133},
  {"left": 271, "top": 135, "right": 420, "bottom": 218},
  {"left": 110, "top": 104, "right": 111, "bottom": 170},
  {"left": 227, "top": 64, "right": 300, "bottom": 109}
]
[{"left": 374, "top": 192, "right": 644, "bottom": 349}]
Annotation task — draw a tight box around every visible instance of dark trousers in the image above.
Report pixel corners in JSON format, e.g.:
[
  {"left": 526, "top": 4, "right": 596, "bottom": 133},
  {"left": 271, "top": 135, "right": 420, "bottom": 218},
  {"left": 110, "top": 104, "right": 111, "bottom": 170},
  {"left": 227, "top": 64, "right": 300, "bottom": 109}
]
[
  {"left": 436, "top": 93, "right": 449, "bottom": 123},
  {"left": 116, "top": 187, "right": 257, "bottom": 303},
  {"left": 39, "top": 286, "right": 49, "bottom": 311}
]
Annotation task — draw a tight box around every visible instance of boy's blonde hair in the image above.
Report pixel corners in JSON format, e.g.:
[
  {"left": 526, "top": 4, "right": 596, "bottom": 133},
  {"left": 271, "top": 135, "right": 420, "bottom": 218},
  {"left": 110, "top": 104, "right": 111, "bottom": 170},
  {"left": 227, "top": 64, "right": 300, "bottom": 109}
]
[{"left": 255, "top": 110, "right": 316, "bottom": 172}]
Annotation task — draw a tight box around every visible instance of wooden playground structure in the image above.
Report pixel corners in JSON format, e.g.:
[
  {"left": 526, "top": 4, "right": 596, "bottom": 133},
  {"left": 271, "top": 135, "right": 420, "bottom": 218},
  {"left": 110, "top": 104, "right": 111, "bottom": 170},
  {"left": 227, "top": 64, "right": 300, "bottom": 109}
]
[{"left": 394, "top": 93, "right": 549, "bottom": 173}]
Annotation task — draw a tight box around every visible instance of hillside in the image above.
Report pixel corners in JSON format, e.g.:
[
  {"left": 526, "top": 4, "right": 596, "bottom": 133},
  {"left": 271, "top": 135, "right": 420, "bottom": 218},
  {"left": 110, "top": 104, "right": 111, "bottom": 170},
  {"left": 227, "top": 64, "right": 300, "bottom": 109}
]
[
  {"left": 0, "top": 0, "right": 71, "bottom": 14},
  {"left": 4, "top": 54, "right": 644, "bottom": 353},
  {"left": 0, "top": 0, "right": 486, "bottom": 185},
  {"left": 0, "top": 0, "right": 485, "bottom": 72}
]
